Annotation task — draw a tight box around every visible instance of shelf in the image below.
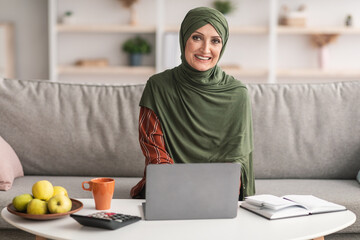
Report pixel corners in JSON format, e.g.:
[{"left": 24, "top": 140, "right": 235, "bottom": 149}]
[
  {"left": 231, "top": 26, "right": 268, "bottom": 34},
  {"left": 277, "top": 68, "right": 360, "bottom": 78},
  {"left": 221, "top": 66, "right": 268, "bottom": 77},
  {"left": 164, "top": 26, "right": 179, "bottom": 33},
  {"left": 58, "top": 66, "right": 156, "bottom": 75},
  {"left": 165, "top": 26, "right": 268, "bottom": 34},
  {"left": 57, "top": 24, "right": 156, "bottom": 33},
  {"left": 277, "top": 26, "right": 360, "bottom": 35}
]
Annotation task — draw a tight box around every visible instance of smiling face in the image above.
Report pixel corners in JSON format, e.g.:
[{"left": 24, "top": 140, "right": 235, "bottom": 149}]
[{"left": 184, "top": 24, "right": 223, "bottom": 72}]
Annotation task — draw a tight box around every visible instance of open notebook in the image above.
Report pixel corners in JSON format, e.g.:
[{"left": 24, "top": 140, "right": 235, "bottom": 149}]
[{"left": 241, "top": 194, "right": 346, "bottom": 220}]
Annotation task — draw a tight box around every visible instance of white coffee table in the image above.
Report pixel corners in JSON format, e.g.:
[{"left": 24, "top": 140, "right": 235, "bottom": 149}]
[{"left": 1, "top": 199, "right": 356, "bottom": 240}]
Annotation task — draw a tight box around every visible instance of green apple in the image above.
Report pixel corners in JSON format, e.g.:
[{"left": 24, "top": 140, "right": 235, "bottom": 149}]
[
  {"left": 27, "top": 199, "right": 48, "bottom": 215},
  {"left": 12, "top": 194, "right": 33, "bottom": 212},
  {"left": 48, "top": 195, "right": 72, "bottom": 214},
  {"left": 32, "top": 180, "right": 54, "bottom": 201},
  {"left": 53, "top": 186, "right": 68, "bottom": 197}
]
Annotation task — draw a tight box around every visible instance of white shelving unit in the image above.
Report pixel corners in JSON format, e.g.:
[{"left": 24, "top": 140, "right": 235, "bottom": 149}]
[
  {"left": 276, "top": 25, "right": 360, "bottom": 78},
  {"left": 55, "top": 23, "right": 157, "bottom": 77},
  {"left": 48, "top": 0, "right": 272, "bottom": 83},
  {"left": 277, "top": 68, "right": 360, "bottom": 77},
  {"left": 57, "top": 24, "right": 156, "bottom": 33},
  {"left": 165, "top": 25, "right": 268, "bottom": 34},
  {"left": 58, "top": 65, "right": 156, "bottom": 75},
  {"left": 48, "top": 0, "right": 159, "bottom": 83},
  {"left": 277, "top": 26, "right": 360, "bottom": 34},
  {"left": 48, "top": 0, "right": 360, "bottom": 83}
]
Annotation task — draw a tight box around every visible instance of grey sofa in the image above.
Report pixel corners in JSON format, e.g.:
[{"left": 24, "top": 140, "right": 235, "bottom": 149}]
[{"left": 0, "top": 78, "right": 359, "bottom": 240}]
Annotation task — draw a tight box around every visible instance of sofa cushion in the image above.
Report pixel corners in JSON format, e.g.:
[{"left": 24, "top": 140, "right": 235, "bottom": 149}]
[
  {"left": 248, "top": 81, "right": 360, "bottom": 179},
  {"left": 0, "top": 136, "right": 24, "bottom": 191},
  {"left": 0, "top": 78, "right": 146, "bottom": 177},
  {"left": 1, "top": 78, "right": 360, "bottom": 179}
]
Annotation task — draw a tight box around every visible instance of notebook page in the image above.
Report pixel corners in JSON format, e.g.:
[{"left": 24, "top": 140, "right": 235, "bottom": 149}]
[
  {"left": 246, "top": 194, "right": 300, "bottom": 210},
  {"left": 283, "top": 195, "right": 346, "bottom": 213}
]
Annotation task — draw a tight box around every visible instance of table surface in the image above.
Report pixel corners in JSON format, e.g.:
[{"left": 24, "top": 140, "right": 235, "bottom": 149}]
[{"left": 1, "top": 199, "right": 356, "bottom": 240}]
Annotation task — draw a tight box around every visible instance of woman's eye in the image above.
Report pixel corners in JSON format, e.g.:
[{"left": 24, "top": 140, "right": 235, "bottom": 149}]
[
  {"left": 212, "top": 38, "right": 221, "bottom": 44},
  {"left": 192, "top": 35, "right": 201, "bottom": 41}
]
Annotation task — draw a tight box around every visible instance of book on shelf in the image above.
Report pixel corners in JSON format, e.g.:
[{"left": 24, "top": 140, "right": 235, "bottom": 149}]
[{"left": 240, "top": 194, "right": 346, "bottom": 220}]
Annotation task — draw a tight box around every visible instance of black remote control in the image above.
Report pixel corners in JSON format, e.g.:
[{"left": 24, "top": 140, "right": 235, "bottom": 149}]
[{"left": 71, "top": 211, "right": 141, "bottom": 230}]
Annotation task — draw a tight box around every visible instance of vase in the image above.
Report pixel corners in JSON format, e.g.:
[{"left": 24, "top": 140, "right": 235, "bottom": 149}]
[
  {"left": 129, "top": 53, "right": 142, "bottom": 66},
  {"left": 62, "top": 15, "right": 76, "bottom": 25},
  {"left": 129, "top": 5, "right": 137, "bottom": 26},
  {"left": 318, "top": 46, "right": 329, "bottom": 70}
]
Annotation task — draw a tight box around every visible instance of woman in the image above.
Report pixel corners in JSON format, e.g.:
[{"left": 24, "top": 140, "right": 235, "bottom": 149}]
[{"left": 130, "top": 7, "right": 255, "bottom": 200}]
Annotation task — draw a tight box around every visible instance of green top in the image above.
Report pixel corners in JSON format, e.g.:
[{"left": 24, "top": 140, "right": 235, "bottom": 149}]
[{"left": 140, "top": 7, "right": 255, "bottom": 198}]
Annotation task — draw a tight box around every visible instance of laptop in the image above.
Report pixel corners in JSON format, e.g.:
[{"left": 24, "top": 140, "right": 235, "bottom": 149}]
[{"left": 143, "top": 163, "right": 241, "bottom": 220}]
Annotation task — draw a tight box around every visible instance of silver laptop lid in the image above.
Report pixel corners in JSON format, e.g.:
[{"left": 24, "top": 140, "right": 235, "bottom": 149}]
[{"left": 144, "top": 163, "right": 241, "bottom": 220}]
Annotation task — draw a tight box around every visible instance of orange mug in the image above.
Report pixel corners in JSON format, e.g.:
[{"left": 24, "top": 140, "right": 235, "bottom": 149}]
[{"left": 82, "top": 178, "right": 115, "bottom": 210}]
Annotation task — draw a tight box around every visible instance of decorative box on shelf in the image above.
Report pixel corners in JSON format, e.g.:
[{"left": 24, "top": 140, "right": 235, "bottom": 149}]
[
  {"left": 75, "top": 58, "right": 109, "bottom": 67},
  {"left": 279, "top": 4, "right": 307, "bottom": 27}
]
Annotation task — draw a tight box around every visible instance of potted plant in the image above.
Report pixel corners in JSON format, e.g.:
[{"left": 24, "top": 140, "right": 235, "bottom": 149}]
[
  {"left": 213, "top": 0, "right": 235, "bottom": 15},
  {"left": 122, "top": 36, "right": 151, "bottom": 66},
  {"left": 61, "top": 11, "right": 75, "bottom": 24}
]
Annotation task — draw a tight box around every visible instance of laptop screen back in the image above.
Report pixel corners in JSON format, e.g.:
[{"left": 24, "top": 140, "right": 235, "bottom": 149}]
[{"left": 144, "top": 163, "right": 241, "bottom": 220}]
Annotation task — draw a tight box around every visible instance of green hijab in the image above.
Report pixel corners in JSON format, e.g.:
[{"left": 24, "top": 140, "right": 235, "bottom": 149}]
[{"left": 140, "top": 7, "right": 255, "bottom": 198}]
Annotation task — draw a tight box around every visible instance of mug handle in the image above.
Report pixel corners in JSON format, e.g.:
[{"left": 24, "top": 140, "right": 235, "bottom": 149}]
[{"left": 82, "top": 181, "right": 92, "bottom": 191}]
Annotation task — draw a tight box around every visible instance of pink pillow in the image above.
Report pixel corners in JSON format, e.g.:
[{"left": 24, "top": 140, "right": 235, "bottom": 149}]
[{"left": 0, "top": 136, "right": 24, "bottom": 191}]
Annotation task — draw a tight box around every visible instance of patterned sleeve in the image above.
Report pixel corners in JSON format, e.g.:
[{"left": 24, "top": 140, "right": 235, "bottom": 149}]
[{"left": 130, "top": 107, "right": 174, "bottom": 198}]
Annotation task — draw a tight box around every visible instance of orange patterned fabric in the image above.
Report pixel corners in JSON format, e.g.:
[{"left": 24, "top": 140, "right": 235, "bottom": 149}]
[{"left": 130, "top": 107, "right": 174, "bottom": 198}]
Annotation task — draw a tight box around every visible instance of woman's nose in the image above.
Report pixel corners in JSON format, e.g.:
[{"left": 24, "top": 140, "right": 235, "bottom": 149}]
[{"left": 201, "top": 41, "right": 211, "bottom": 53}]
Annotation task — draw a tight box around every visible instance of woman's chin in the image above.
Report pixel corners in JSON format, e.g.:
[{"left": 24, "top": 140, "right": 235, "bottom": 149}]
[{"left": 191, "top": 64, "right": 213, "bottom": 72}]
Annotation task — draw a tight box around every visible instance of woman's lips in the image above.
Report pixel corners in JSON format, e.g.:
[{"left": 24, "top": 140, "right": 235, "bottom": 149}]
[{"left": 195, "top": 55, "right": 211, "bottom": 60}]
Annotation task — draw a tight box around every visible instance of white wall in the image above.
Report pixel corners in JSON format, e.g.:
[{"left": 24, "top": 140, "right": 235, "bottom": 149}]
[{"left": 0, "top": 0, "right": 49, "bottom": 80}]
